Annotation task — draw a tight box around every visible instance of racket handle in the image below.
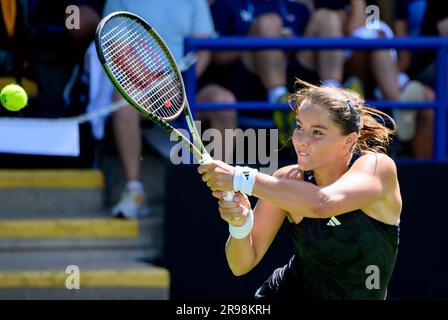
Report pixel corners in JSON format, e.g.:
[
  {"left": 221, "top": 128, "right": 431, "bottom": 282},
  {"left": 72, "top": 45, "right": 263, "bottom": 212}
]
[{"left": 224, "top": 191, "right": 234, "bottom": 201}]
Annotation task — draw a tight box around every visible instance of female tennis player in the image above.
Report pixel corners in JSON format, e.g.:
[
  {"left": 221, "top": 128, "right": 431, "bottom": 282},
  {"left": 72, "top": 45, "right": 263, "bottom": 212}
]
[{"left": 198, "top": 80, "right": 402, "bottom": 299}]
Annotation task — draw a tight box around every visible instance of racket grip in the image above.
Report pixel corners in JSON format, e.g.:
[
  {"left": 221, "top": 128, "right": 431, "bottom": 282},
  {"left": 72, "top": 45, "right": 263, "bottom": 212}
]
[{"left": 224, "top": 191, "right": 234, "bottom": 202}]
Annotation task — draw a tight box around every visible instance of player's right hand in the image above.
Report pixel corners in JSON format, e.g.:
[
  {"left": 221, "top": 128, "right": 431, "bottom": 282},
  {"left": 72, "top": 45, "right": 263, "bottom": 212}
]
[{"left": 212, "top": 191, "right": 251, "bottom": 227}]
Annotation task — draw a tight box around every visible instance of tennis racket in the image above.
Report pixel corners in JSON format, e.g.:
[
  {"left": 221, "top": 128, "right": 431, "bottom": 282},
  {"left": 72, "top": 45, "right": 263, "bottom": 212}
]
[{"left": 95, "top": 11, "right": 233, "bottom": 201}]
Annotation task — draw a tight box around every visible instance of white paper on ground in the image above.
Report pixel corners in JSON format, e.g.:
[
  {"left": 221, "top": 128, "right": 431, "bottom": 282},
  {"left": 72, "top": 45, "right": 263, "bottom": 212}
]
[{"left": 0, "top": 117, "right": 80, "bottom": 156}]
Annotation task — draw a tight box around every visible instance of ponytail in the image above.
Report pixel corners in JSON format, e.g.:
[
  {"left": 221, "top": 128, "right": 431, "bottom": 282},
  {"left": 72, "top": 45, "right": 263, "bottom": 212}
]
[{"left": 357, "top": 106, "right": 395, "bottom": 153}]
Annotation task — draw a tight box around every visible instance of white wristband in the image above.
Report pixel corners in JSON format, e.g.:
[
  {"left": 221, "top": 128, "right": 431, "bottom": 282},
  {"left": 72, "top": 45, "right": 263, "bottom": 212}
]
[
  {"left": 229, "top": 209, "right": 254, "bottom": 239},
  {"left": 233, "top": 166, "right": 243, "bottom": 192},
  {"left": 233, "top": 166, "right": 258, "bottom": 196}
]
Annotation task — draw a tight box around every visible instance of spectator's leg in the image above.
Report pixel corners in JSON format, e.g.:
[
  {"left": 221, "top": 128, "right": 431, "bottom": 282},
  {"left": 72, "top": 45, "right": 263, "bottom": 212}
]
[
  {"left": 296, "top": 8, "right": 344, "bottom": 84},
  {"left": 113, "top": 104, "right": 142, "bottom": 182},
  {"left": 197, "top": 84, "right": 237, "bottom": 162},
  {"left": 370, "top": 50, "right": 401, "bottom": 100},
  {"left": 437, "top": 17, "right": 448, "bottom": 36},
  {"left": 411, "top": 86, "right": 435, "bottom": 159},
  {"left": 242, "top": 13, "right": 287, "bottom": 100},
  {"left": 111, "top": 98, "right": 149, "bottom": 219}
]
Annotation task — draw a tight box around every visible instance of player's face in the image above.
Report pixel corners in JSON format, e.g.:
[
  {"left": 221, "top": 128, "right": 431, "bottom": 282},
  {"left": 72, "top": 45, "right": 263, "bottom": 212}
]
[{"left": 292, "top": 102, "right": 350, "bottom": 171}]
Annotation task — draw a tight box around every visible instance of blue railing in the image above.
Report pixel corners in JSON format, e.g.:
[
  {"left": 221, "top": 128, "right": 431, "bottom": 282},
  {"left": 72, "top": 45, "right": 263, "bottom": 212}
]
[{"left": 184, "top": 37, "right": 448, "bottom": 162}]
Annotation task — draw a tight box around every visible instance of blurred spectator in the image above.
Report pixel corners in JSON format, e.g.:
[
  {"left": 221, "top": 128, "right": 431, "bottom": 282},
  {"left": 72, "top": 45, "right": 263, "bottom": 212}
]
[
  {"left": 395, "top": 0, "right": 427, "bottom": 72},
  {"left": 101, "top": 0, "right": 236, "bottom": 219},
  {"left": 412, "top": 0, "right": 448, "bottom": 84},
  {"left": 394, "top": 0, "right": 435, "bottom": 159},
  {"left": 0, "top": 0, "right": 37, "bottom": 102},
  {"left": 338, "top": 0, "right": 434, "bottom": 158},
  {"left": 341, "top": 0, "right": 403, "bottom": 101},
  {"left": 0, "top": 0, "right": 103, "bottom": 117},
  {"left": 208, "top": 0, "right": 344, "bottom": 149},
  {"left": 296, "top": 0, "right": 345, "bottom": 88},
  {"left": 412, "top": 0, "right": 448, "bottom": 158},
  {"left": 66, "top": 0, "right": 104, "bottom": 58},
  {"left": 210, "top": 0, "right": 343, "bottom": 100},
  {"left": 0, "top": 0, "right": 104, "bottom": 168},
  {"left": 195, "top": 1, "right": 238, "bottom": 164}
]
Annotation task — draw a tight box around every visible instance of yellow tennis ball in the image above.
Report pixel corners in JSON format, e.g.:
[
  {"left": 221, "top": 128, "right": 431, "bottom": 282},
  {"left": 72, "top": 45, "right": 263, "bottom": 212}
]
[{"left": 0, "top": 84, "right": 28, "bottom": 112}]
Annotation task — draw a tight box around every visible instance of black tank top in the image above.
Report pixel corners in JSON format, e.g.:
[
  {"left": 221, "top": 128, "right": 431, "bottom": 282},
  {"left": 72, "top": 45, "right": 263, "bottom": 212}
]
[
  {"left": 255, "top": 152, "right": 400, "bottom": 300},
  {"left": 293, "top": 153, "right": 399, "bottom": 299}
]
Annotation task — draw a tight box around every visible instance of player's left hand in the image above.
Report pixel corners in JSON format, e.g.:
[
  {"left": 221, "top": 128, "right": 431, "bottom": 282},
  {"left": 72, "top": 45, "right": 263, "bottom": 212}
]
[
  {"left": 198, "top": 160, "right": 234, "bottom": 192},
  {"left": 213, "top": 191, "right": 251, "bottom": 227}
]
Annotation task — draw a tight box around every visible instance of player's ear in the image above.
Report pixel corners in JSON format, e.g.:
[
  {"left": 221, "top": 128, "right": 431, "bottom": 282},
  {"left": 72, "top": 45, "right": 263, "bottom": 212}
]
[{"left": 345, "top": 132, "right": 358, "bottom": 153}]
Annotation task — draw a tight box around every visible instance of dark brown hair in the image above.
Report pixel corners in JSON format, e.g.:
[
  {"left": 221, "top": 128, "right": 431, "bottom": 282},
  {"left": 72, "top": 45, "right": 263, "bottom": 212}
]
[{"left": 290, "top": 79, "right": 396, "bottom": 153}]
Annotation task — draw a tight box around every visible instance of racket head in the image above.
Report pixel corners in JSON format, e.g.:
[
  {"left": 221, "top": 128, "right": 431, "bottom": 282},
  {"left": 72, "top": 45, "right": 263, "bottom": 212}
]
[{"left": 95, "top": 11, "right": 186, "bottom": 122}]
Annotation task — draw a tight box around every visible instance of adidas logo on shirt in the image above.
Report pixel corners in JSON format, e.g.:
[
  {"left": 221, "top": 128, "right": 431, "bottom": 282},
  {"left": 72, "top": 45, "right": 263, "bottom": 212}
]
[{"left": 327, "top": 216, "right": 341, "bottom": 227}]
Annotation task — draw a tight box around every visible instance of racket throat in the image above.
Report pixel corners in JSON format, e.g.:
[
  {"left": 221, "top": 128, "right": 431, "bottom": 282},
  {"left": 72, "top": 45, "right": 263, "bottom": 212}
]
[{"left": 185, "top": 115, "right": 206, "bottom": 154}]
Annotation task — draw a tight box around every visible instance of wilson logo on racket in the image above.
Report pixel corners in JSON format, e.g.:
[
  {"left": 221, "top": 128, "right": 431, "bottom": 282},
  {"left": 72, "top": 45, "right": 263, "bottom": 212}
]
[{"left": 113, "top": 40, "right": 164, "bottom": 90}]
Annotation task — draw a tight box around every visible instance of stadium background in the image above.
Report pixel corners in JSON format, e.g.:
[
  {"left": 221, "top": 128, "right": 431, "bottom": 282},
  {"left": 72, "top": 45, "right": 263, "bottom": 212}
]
[{"left": 0, "top": 0, "right": 447, "bottom": 300}]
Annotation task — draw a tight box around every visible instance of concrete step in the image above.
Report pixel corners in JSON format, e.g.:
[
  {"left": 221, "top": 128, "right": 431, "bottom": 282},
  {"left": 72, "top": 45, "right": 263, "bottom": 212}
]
[
  {"left": 0, "top": 203, "right": 165, "bottom": 220},
  {"left": 0, "top": 216, "right": 164, "bottom": 254},
  {"left": 0, "top": 218, "right": 163, "bottom": 251},
  {"left": 0, "top": 218, "right": 137, "bottom": 238},
  {"left": 0, "top": 249, "right": 161, "bottom": 271},
  {"left": 1, "top": 287, "right": 168, "bottom": 300},
  {"left": 0, "top": 250, "right": 169, "bottom": 299},
  {"left": 0, "top": 169, "right": 104, "bottom": 215}
]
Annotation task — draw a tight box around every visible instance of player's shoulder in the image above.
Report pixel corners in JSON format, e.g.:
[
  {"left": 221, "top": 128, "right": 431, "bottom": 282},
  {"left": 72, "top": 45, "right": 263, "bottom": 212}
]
[
  {"left": 272, "top": 164, "right": 304, "bottom": 181},
  {"left": 354, "top": 151, "right": 398, "bottom": 177}
]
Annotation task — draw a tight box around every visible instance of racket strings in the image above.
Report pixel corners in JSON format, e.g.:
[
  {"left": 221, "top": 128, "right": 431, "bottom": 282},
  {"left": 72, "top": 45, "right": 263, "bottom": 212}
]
[
  {"left": 109, "top": 29, "right": 179, "bottom": 119},
  {"left": 100, "top": 16, "right": 184, "bottom": 120},
  {"left": 105, "top": 26, "right": 178, "bottom": 117}
]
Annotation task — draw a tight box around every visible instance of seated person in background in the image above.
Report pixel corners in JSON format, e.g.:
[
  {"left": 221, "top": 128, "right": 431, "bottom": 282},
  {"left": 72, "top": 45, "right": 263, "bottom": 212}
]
[
  {"left": 0, "top": 0, "right": 37, "bottom": 104},
  {"left": 66, "top": 0, "right": 105, "bottom": 61},
  {"left": 101, "top": 0, "right": 237, "bottom": 219},
  {"left": 195, "top": 0, "right": 239, "bottom": 164},
  {"left": 410, "top": 0, "right": 448, "bottom": 159},
  {"left": 212, "top": 0, "right": 345, "bottom": 100},
  {"left": 412, "top": 0, "right": 448, "bottom": 86},
  {"left": 210, "top": 0, "right": 345, "bottom": 149},
  {"left": 394, "top": 0, "right": 435, "bottom": 159},
  {"left": 1, "top": 0, "right": 103, "bottom": 118},
  {"left": 339, "top": 0, "right": 434, "bottom": 159},
  {"left": 0, "top": 1, "right": 103, "bottom": 168},
  {"left": 342, "top": 0, "right": 405, "bottom": 102}
]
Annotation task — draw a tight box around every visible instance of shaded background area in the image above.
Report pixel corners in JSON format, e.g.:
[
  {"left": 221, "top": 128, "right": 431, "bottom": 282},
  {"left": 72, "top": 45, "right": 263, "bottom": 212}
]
[{"left": 165, "top": 162, "right": 448, "bottom": 299}]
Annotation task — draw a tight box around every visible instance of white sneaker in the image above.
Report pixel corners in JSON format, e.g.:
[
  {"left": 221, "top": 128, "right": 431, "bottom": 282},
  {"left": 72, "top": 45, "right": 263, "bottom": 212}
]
[
  {"left": 111, "top": 187, "right": 150, "bottom": 219},
  {"left": 394, "top": 81, "right": 425, "bottom": 142}
]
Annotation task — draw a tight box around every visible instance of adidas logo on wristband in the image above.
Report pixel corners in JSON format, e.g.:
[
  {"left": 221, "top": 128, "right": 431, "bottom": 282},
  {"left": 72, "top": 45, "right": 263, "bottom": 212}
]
[{"left": 233, "top": 166, "right": 258, "bottom": 196}]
